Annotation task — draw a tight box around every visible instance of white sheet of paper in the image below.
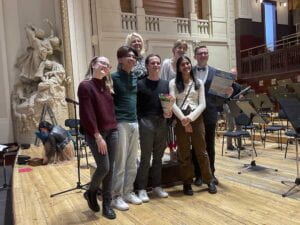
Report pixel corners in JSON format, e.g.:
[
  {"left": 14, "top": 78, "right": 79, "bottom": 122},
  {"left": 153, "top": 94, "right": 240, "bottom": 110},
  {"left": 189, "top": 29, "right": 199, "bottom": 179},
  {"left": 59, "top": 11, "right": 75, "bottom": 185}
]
[
  {"left": 208, "top": 70, "right": 234, "bottom": 98},
  {"left": 0, "top": 144, "right": 8, "bottom": 152}
]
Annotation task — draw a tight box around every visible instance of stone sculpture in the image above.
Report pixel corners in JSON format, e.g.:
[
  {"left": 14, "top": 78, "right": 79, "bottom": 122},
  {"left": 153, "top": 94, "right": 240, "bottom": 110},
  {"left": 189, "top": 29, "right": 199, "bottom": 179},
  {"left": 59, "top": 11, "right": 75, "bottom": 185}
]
[{"left": 12, "top": 19, "right": 69, "bottom": 144}]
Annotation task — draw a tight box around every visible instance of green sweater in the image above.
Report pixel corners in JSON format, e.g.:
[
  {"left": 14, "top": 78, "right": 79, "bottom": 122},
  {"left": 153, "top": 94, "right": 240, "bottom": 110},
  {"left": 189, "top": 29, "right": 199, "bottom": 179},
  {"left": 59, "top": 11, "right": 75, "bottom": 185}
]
[{"left": 112, "top": 70, "right": 137, "bottom": 122}]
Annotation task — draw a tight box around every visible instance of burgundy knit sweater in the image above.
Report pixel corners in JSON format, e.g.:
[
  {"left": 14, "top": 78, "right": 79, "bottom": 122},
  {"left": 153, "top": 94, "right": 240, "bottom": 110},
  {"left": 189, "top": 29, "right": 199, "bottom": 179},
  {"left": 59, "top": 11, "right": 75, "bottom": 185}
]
[{"left": 78, "top": 78, "right": 117, "bottom": 137}]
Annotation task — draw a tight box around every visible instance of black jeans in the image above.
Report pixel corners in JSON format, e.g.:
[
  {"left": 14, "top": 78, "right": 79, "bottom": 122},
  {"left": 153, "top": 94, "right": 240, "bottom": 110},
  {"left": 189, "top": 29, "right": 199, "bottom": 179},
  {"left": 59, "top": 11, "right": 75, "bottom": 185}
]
[
  {"left": 86, "top": 129, "right": 118, "bottom": 202},
  {"left": 135, "top": 116, "right": 167, "bottom": 189},
  {"left": 193, "top": 123, "right": 216, "bottom": 178}
]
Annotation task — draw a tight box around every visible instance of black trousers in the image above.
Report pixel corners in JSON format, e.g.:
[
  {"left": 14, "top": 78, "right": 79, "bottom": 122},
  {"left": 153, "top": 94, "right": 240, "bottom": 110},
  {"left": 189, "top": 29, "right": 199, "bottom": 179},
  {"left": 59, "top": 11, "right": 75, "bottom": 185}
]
[{"left": 192, "top": 123, "right": 216, "bottom": 178}]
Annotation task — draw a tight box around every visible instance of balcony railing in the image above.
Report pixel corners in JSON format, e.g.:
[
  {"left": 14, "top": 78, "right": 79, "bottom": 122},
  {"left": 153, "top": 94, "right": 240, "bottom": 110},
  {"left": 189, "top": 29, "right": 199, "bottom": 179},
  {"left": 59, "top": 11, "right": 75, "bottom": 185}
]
[
  {"left": 177, "top": 18, "right": 190, "bottom": 34},
  {"left": 145, "top": 16, "right": 160, "bottom": 32},
  {"left": 121, "top": 13, "right": 137, "bottom": 31},
  {"left": 197, "top": 19, "right": 209, "bottom": 35},
  {"left": 121, "top": 13, "right": 210, "bottom": 36},
  {"left": 240, "top": 32, "right": 300, "bottom": 79}
]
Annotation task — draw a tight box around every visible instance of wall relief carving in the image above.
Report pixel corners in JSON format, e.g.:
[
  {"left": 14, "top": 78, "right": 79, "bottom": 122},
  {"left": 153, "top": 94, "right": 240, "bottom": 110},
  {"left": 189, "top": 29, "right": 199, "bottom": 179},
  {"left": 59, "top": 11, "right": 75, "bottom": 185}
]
[{"left": 12, "top": 19, "right": 70, "bottom": 143}]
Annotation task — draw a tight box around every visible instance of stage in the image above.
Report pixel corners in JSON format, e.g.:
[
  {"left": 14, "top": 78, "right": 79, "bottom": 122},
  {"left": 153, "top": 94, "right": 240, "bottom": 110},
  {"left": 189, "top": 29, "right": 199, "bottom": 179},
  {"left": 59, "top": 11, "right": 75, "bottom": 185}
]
[{"left": 12, "top": 138, "right": 300, "bottom": 224}]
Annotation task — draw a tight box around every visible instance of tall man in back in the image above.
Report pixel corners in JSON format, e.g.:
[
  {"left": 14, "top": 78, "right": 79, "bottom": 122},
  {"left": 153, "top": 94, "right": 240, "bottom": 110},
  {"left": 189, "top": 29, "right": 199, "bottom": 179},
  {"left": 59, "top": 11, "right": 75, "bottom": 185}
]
[{"left": 192, "top": 45, "right": 221, "bottom": 185}]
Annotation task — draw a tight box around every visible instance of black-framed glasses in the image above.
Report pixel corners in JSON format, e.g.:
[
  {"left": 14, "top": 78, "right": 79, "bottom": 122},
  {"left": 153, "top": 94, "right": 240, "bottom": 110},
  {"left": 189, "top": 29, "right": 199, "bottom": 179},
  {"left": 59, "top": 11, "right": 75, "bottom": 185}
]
[
  {"left": 196, "top": 52, "right": 209, "bottom": 56},
  {"left": 125, "top": 54, "right": 137, "bottom": 60}
]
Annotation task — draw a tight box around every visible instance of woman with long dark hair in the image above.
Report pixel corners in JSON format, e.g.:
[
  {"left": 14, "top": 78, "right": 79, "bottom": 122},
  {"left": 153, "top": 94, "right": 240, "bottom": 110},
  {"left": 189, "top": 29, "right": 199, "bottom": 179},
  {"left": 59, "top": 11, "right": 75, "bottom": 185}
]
[{"left": 169, "top": 56, "right": 217, "bottom": 195}]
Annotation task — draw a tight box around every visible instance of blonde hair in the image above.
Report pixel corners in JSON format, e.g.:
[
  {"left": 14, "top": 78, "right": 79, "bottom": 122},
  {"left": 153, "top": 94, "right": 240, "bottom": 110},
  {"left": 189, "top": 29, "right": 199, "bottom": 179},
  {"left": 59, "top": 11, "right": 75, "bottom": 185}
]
[
  {"left": 172, "top": 39, "right": 188, "bottom": 54},
  {"left": 85, "top": 56, "right": 114, "bottom": 94},
  {"left": 125, "top": 32, "right": 145, "bottom": 56}
]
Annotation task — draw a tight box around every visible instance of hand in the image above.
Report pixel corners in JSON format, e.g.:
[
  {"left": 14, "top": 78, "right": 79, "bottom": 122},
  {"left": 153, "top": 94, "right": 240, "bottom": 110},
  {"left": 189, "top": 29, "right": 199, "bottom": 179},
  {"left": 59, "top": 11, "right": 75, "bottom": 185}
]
[
  {"left": 95, "top": 137, "right": 107, "bottom": 155},
  {"left": 163, "top": 111, "right": 172, "bottom": 118},
  {"left": 225, "top": 87, "right": 234, "bottom": 97},
  {"left": 184, "top": 124, "right": 193, "bottom": 133},
  {"left": 95, "top": 65, "right": 109, "bottom": 77},
  {"left": 181, "top": 117, "right": 191, "bottom": 127}
]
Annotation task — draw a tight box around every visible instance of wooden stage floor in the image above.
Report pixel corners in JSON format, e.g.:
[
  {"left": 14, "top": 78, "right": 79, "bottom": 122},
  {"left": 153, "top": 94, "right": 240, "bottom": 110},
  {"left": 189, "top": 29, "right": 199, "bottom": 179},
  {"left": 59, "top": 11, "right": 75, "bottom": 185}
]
[{"left": 13, "top": 137, "right": 300, "bottom": 225}]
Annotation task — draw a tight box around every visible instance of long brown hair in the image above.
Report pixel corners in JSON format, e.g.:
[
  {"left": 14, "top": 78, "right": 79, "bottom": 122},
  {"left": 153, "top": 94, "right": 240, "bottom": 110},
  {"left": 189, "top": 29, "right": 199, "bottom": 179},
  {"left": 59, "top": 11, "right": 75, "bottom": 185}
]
[{"left": 85, "top": 56, "right": 114, "bottom": 94}]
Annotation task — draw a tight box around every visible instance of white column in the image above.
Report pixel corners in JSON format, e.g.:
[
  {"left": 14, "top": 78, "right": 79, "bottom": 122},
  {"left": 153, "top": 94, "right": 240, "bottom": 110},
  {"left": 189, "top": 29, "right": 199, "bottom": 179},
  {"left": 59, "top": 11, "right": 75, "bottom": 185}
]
[
  {"left": 95, "top": 0, "right": 122, "bottom": 32},
  {"left": 210, "top": 0, "right": 227, "bottom": 39},
  {"left": 188, "top": 0, "right": 198, "bottom": 36},
  {"left": 133, "top": 0, "right": 146, "bottom": 32}
]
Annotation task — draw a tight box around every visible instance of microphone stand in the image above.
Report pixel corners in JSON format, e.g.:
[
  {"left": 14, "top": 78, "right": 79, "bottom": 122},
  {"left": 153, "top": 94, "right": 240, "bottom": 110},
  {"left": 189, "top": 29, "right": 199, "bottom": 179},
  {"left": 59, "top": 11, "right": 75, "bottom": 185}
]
[{"left": 50, "top": 99, "right": 89, "bottom": 197}]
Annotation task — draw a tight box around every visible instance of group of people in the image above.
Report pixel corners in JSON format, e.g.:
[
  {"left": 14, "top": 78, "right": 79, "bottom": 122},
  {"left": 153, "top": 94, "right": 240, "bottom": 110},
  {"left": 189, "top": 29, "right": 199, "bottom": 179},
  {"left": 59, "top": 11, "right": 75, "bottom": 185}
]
[{"left": 77, "top": 32, "right": 235, "bottom": 219}]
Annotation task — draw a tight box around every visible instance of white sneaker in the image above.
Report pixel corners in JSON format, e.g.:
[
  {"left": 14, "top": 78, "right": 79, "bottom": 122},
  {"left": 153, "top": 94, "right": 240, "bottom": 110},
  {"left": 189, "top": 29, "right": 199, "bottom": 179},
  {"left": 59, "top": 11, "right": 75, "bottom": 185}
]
[
  {"left": 153, "top": 187, "right": 168, "bottom": 198},
  {"left": 124, "top": 192, "right": 142, "bottom": 205},
  {"left": 111, "top": 196, "right": 129, "bottom": 211},
  {"left": 137, "top": 189, "right": 150, "bottom": 203}
]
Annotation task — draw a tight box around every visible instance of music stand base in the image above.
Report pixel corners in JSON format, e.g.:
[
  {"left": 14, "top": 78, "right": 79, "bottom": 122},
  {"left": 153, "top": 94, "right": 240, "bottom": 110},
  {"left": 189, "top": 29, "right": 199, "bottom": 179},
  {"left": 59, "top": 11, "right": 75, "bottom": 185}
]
[
  {"left": 281, "top": 178, "right": 300, "bottom": 197},
  {"left": 238, "top": 160, "right": 278, "bottom": 174},
  {"left": 0, "top": 183, "right": 11, "bottom": 191},
  {"left": 50, "top": 182, "right": 89, "bottom": 198}
]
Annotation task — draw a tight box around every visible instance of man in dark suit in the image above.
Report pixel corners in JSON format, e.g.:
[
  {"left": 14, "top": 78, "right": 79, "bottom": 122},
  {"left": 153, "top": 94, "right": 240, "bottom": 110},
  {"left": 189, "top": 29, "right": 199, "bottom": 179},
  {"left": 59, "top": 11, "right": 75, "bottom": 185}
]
[{"left": 192, "top": 45, "right": 226, "bottom": 186}]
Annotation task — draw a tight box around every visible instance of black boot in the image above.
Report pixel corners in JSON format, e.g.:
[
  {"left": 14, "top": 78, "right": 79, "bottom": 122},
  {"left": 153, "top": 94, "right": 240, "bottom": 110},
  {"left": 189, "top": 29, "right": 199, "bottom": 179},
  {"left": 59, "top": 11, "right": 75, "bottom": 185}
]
[
  {"left": 84, "top": 190, "right": 100, "bottom": 212},
  {"left": 183, "top": 184, "right": 194, "bottom": 196},
  {"left": 212, "top": 174, "right": 219, "bottom": 185},
  {"left": 102, "top": 200, "right": 116, "bottom": 220},
  {"left": 194, "top": 177, "right": 203, "bottom": 186},
  {"left": 207, "top": 180, "right": 217, "bottom": 194}
]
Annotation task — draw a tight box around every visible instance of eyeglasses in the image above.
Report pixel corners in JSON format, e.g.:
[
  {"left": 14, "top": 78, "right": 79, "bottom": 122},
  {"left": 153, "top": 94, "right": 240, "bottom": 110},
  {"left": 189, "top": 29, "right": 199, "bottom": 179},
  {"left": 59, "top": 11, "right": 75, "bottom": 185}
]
[
  {"left": 196, "top": 52, "right": 209, "bottom": 56},
  {"left": 95, "top": 60, "right": 112, "bottom": 69},
  {"left": 125, "top": 54, "right": 137, "bottom": 60}
]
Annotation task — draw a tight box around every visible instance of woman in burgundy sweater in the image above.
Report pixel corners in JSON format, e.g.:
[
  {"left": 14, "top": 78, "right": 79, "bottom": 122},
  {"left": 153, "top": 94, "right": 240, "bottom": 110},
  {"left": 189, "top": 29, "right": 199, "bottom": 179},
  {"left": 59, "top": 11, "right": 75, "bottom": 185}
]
[{"left": 78, "top": 56, "right": 117, "bottom": 219}]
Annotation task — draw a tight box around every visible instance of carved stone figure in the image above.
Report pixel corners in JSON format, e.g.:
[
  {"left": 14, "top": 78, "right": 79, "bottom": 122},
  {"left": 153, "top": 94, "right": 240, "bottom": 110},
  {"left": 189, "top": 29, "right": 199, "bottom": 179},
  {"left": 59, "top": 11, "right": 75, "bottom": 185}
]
[{"left": 12, "top": 20, "right": 69, "bottom": 144}]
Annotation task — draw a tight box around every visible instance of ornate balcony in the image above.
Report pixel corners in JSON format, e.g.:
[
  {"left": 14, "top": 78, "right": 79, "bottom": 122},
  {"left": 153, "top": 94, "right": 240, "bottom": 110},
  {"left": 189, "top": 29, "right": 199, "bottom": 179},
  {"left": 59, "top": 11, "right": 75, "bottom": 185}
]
[
  {"left": 121, "top": 12, "right": 210, "bottom": 37},
  {"left": 239, "top": 32, "right": 300, "bottom": 81}
]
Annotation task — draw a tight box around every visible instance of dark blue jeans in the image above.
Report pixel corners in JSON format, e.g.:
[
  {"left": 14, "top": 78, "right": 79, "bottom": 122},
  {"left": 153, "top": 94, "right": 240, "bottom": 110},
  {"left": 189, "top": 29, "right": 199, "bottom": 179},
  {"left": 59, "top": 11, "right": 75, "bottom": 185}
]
[{"left": 86, "top": 129, "right": 118, "bottom": 202}]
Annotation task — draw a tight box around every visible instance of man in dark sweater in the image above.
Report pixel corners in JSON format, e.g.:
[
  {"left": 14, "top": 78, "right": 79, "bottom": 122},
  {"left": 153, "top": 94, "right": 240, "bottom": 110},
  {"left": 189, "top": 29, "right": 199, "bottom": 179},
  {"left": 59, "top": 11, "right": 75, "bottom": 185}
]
[
  {"left": 135, "top": 54, "right": 171, "bottom": 202},
  {"left": 111, "top": 46, "right": 142, "bottom": 211}
]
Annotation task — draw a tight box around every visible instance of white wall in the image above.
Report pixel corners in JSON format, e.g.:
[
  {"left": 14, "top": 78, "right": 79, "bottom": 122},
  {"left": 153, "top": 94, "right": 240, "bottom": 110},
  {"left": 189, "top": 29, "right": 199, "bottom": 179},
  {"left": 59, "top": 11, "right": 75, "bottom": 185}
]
[
  {"left": 0, "top": 0, "right": 14, "bottom": 142},
  {"left": 67, "top": 0, "right": 93, "bottom": 99},
  {"left": 277, "top": 1, "right": 289, "bottom": 25},
  {"left": 236, "top": 0, "right": 288, "bottom": 25}
]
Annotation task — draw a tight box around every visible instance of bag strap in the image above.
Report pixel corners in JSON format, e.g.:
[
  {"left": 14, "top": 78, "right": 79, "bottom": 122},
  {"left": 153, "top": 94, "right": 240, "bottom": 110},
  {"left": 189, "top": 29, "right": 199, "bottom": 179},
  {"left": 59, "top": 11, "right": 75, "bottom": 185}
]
[{"left": 180, "top": 82, "right": 193, "bottom": 110}]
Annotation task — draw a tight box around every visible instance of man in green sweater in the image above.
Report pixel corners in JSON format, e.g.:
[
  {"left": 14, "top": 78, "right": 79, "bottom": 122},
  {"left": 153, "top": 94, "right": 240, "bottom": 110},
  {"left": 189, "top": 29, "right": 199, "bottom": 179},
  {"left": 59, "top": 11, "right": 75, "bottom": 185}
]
[{"left": 111, "top": 46, "right": 142, "bottom": 211}]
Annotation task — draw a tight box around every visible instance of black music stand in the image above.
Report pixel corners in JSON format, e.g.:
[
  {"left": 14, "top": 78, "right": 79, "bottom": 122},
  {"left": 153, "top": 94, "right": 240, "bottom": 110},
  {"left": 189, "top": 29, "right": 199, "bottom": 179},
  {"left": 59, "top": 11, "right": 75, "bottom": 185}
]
[
  {"left": 236, "top": 100, "right": 278, "bottom": 174},
  {"left": 0, "top": 143, "right": 19, "bottom": 191},
  {"left": 278, "top": 98, "right": 300, "bottom": 197},
  {"left": 268, "top": 86, "right": 289, "bottom": 102},
  {"left": 246, "top": 93, "right": 273, "bottom": 113},
  {"left": 277, "top": 78, "right": 293, "bottom": 87},
  {"left": 223, "top": 99, "right": 255, "bottom": 159},
  {"left": 50, "top": 98, "right": 89, "bottom": 198},
  {"left": 287, "top": 83, "right": 300, "bottom": 92},
  {"left": 0, "top": 145, "right": 10, "bottom": 190}
]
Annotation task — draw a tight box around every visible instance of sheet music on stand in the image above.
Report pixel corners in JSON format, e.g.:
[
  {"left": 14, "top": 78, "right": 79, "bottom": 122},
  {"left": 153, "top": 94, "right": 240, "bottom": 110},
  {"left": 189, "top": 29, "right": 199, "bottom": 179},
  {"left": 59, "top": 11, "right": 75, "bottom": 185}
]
[
  {"left": 0, "top": 144, "right": 8, "bottom": 152},
  {"left": 268, "top": 86, "right": 289, "bottom": 101},
  {"left": 208, "top": 70, "right": 235, "bottom": 98},
  {"left": 277, "top": 78, "right": 293, "bottom": 86},
  {"left": 227, "top": 99, "right": 242, "bottom": 118},
  {"left": 278, "top": 98, "right": 300, "bottom": 134},
  {"left": 236, "top": 100, "right": 267, "bottom": 124},
  {"left": 246, "top": 93, "right": 273, "bottom": 112}
]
